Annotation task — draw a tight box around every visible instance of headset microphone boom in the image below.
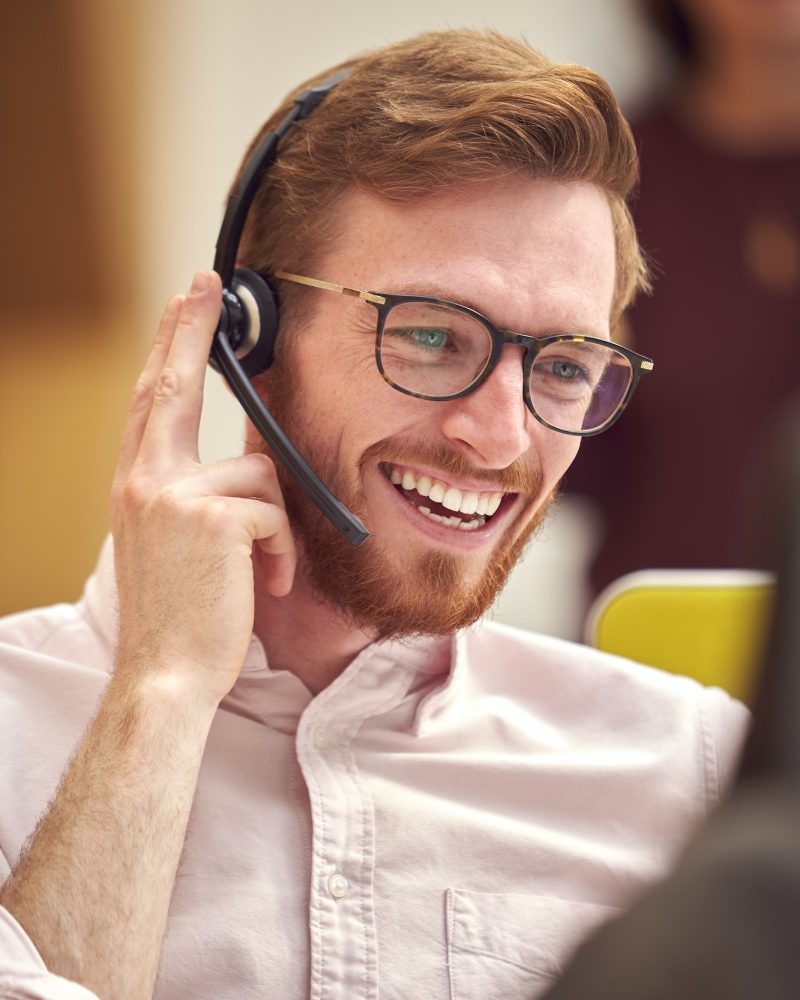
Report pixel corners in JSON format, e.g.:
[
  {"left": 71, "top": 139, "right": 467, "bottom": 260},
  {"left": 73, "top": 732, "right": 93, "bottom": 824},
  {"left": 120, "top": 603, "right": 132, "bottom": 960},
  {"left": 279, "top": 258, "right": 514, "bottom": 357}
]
[{"left": 208, "top": 71, "right": 369, "bottom": 546}]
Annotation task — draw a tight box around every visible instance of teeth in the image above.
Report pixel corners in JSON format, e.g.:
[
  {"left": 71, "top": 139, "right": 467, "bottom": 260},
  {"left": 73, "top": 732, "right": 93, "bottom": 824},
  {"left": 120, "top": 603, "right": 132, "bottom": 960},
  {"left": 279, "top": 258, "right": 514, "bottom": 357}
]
[
  {"left": 442, "top": 487, "right": 462, "bottom": 512},
  {"left": 461, "top": 491, "right": 479, "bottom": 515},
  {"left": 409, "top": 503, "right": 486, "bottom": 531},
  {"left": 388, "top": 464, "right": 506, "bottom": 518},
  {"left": 428, "top": 482, "right": 445, "bottom": 504}
]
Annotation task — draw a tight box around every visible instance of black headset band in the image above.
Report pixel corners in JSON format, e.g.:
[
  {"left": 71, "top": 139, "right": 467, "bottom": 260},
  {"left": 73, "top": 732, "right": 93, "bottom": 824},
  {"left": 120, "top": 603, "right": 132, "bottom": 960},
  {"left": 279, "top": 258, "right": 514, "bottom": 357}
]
[
  {"left": 213, "top": 70, "right": 351, "bottom": 286},
  {"left": 209, "top": 68, "right": 369, "bottom": 547}
]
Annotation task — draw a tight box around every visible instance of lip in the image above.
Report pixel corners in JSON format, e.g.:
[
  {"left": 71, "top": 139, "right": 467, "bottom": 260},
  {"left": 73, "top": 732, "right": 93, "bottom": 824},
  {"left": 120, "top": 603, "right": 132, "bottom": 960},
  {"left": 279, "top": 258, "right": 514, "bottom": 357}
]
[{"left": 374, "top": 463, "right": 524, "bottom": 551}]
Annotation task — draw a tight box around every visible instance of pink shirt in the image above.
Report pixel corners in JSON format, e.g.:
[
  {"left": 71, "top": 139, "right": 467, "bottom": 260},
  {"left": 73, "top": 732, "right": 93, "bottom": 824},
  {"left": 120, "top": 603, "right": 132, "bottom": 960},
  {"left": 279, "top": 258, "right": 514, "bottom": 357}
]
[{"left": 0, "top": 540, "right": 749, "bottom": 999}]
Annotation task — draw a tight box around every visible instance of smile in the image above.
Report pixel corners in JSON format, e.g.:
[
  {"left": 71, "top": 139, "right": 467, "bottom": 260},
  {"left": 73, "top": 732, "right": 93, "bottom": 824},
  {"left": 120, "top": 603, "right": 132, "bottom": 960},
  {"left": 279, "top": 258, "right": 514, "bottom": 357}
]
[{"left": 382, "top": 463, "right": 509, "bottom": 532}]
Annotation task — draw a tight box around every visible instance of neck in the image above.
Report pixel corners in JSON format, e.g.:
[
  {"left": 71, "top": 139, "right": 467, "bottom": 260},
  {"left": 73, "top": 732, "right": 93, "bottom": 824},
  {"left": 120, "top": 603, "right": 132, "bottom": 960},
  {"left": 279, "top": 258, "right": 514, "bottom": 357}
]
[
  {"left": 252, "top": 548, "right": 377, "bottom": 694},
  {"left": 679, "top": 40, "right": 800, "bottom": 153}
]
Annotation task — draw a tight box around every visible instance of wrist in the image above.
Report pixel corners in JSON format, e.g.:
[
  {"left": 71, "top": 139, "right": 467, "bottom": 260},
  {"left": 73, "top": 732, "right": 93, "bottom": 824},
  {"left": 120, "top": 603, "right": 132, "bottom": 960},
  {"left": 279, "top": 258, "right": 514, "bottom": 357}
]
[
  {"left": 112, "top": 621, "right": 246, "bottom": 708},
  {"left": 108, "top": 658, "right": 221, "bottom": 736}
]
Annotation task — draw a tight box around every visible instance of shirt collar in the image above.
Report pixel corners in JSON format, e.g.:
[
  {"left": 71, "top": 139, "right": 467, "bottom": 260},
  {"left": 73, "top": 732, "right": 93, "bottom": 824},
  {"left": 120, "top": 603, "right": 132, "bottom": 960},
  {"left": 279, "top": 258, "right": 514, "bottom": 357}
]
[{"left": 81, "top": 535, "right": 471, "bottom": 733}]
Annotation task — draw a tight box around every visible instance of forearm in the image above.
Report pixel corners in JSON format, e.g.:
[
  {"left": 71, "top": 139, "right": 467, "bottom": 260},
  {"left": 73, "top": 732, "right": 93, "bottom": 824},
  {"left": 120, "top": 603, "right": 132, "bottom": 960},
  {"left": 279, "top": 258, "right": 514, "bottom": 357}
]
[
  {"left": 0, "top": 272, "right": 293, "bottom": 997},
  {"left": 0, "top": 666, "right": 217, "bottom": 1000}
]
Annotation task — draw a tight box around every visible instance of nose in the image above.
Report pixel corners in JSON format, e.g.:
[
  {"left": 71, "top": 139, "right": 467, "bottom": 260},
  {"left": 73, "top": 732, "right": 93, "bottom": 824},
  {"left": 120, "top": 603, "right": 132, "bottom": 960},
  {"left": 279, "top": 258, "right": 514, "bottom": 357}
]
[{"left": 437, "top": 345, "right": 533, "bottom": 467}]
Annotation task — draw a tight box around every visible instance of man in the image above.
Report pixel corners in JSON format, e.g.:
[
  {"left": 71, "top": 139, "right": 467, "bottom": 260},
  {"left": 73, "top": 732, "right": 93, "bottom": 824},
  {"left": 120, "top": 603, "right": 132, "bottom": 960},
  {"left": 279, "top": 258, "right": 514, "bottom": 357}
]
[{"left": 0, "top": 29, "right": 747, "bottom": 1000}]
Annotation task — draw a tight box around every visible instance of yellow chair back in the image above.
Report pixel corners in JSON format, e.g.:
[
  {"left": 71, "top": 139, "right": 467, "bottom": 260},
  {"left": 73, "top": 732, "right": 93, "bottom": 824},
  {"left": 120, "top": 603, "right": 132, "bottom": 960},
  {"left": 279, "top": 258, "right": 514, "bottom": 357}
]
[{"left": 585, "top": 570, "right": 775, "bottom": 703}]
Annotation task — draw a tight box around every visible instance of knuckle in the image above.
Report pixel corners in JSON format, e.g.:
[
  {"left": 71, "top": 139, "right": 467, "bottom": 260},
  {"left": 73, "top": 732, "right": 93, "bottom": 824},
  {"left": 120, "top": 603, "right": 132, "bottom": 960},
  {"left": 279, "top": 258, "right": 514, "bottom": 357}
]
[
  {"left": 124, "top": 477, "right": 153, "bottom": 511},
  {"left": 258, "top": 505, "right": 293, "bottom": 550},
  {"left": 249, "top": 451, "right": 277, "bottom": 479},
  {"left": 110, "top": 475, "right": 150, "bottom": 522},
  {"left": 265, "top": 503, "right": 290, "bottom": 536},
  {"left": 151, "top": 482, "right": 183, "bottom": 515},
  {"left": 198, "top": 496, "right": 229, "bottom": 531},
  {"left": 153, "top": 368, "right": 181, "bottom": 401},
  {"left": 129, "top": 374, "right": 152, "bottom": 408}
]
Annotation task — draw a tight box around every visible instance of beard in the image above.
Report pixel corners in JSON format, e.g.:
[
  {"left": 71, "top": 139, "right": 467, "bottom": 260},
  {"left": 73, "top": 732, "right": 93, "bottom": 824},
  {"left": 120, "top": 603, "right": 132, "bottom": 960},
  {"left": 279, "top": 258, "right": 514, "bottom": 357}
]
[{"left": 255, "top": 362, "right": 556, "bottom": 640}]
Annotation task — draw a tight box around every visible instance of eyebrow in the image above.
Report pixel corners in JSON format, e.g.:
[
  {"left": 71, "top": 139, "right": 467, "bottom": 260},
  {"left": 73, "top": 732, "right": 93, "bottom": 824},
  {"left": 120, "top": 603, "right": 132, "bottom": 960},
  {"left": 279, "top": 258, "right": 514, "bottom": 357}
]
[
  {"left": 378, "top": 281, "right": 488, "bottom": 314},
  {"left": 379, "top": 281, "right": 609, "bottom": 341}
]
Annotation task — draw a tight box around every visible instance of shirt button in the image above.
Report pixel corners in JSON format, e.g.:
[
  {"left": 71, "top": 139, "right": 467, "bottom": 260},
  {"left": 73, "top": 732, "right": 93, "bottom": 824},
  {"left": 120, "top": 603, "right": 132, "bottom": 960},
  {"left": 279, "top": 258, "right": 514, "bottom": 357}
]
[
  {"left": 312, "top": 726, "right": 328, "bottom": 751},
  {"left": 327, "top": 873, "right": 349, "bottom": 899}
]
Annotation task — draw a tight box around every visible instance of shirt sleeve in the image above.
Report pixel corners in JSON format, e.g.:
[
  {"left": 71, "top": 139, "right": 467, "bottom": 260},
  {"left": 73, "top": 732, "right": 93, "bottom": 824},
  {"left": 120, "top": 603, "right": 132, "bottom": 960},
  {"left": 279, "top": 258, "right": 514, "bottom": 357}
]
[
  {"left": 700, "top": 685, "right": 752, "bottom": 809},
  {"left": 0, "top": 906, "right": 99, "bottom": 1000}
]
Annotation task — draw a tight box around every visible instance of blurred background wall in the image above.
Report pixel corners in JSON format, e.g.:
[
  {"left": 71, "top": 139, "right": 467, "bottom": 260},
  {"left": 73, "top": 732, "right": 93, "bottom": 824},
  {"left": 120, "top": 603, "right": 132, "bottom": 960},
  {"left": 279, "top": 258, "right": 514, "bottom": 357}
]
[{"left": 0, "top": 0, "right": 665, "bottom": 629}]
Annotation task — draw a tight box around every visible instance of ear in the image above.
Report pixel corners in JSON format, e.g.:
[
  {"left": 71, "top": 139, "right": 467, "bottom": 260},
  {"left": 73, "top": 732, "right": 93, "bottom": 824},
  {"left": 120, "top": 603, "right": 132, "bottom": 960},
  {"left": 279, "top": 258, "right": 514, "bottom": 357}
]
[
  {"left": 220, "top": 369, "right": 269, "bottom": 402},
  {"left": 250, "top": 370, "right": 271, "bottom": 402}
]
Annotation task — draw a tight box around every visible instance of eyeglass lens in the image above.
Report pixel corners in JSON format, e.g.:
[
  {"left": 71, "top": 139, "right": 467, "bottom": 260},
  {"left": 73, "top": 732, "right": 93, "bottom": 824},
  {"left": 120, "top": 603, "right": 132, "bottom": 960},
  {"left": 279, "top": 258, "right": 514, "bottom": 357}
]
[{"left": 377, "top": 301, "right": 633, "bottom": 433}]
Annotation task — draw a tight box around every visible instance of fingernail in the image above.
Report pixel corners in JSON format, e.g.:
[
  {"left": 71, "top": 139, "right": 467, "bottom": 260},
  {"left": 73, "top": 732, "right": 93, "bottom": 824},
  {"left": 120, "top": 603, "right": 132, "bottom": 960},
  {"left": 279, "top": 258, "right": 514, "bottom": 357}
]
[{"left": 191, "top": 271, "right": 210, "bottom": 294}]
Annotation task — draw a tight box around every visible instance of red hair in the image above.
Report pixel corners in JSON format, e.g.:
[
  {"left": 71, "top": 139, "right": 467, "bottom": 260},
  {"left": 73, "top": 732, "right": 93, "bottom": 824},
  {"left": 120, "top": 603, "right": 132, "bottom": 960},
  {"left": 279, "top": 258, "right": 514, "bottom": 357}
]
[{"left": 238, "top": 29, "right": 649, "bottom": 332}]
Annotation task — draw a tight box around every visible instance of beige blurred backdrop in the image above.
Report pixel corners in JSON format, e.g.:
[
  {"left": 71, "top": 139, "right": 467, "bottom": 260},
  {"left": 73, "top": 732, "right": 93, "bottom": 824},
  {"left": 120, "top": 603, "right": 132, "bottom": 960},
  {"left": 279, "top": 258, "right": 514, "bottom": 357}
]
[{"left": 0, "top": 0, "right": 663, "bottom": 630}]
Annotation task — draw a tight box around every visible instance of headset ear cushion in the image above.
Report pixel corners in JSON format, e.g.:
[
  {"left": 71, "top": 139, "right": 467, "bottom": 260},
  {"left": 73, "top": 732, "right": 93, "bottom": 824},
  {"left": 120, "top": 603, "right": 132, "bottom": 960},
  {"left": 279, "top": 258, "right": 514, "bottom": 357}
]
[{"left": 231, "top": 267, "right": 279, "bottom": 376}]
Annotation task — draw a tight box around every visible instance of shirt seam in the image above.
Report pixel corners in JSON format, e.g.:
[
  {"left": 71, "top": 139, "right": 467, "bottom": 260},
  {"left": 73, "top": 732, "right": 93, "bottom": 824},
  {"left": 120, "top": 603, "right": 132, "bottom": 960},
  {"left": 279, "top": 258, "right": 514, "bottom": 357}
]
[
  {"left": 446, "top": 889, "right": 456, "bottom": 1000},
  {"left": 449, "top": 943, "right": 554, "bottom": 980},
  {"left": 341, "top": 742, "right": 374, "bottom": 999},
  {"left": 301, "top": 659, "right": 409, "bottom": 1000},
  {"left": 698, "top": 693, "right": 722, "bottom": 812}
]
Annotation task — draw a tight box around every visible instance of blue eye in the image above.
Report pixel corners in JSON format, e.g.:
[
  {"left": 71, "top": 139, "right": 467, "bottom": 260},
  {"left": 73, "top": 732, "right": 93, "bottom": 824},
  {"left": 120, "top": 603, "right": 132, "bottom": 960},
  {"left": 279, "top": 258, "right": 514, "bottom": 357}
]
[
  {"left": 414, "top": 328, "right": 447, "bottom": 349},
  {"left": 552, "top": 360, "right": 582, "bottom": 380},
  {"left": 386, "top": 326, "right": 450, "bottom": 351}
]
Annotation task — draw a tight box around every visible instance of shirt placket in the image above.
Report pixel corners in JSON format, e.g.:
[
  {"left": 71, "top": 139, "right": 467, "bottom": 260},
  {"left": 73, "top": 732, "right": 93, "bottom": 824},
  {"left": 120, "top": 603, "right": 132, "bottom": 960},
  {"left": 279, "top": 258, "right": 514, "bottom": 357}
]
[{"left": 296, "top": 652, "right": 412, "bottom": 1000}]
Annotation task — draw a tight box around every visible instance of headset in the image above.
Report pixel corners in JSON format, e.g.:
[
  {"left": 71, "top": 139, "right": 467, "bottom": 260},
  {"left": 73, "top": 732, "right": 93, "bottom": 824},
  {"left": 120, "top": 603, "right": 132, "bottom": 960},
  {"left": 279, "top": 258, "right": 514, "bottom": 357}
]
[{"left": 208, "top": 71, "right": 369, "bottom": 546}]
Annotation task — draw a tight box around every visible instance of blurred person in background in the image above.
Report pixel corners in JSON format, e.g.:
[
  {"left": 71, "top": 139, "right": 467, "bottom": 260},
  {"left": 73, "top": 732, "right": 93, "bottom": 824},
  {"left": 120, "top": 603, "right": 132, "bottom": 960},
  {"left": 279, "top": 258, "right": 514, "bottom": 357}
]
[{"left": 568, "top": 0, "right": 800, "bottom": 594}]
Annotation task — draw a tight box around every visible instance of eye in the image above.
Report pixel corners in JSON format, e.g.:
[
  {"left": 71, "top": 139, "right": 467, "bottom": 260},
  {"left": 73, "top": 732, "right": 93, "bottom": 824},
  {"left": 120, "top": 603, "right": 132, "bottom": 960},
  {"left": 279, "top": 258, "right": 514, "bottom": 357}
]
[
  {"left": 413, "top": 328, "right": 448, "bottom": 350},
  {"left": 385, "top": 326, "right": 452, "bottom": 351},
  {"left": 551, "top": 360, "right": 583, "bottom": 380},
  {"left": 530, "top": 353, "right": 594, "bottom": 403}
]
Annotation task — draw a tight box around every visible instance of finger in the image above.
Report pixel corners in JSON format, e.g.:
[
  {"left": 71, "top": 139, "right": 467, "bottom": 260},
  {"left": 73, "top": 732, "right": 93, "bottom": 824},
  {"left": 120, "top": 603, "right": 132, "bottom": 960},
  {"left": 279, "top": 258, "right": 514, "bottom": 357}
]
[
  {"left": 177, "top": 454, "right": 295, "bottom": 593},
  {"left": 166, "top": 453, "right": 287, "bottom": 508},
  {"left": 139, "top": 270, "right": 222, "bottom": 462},
  {"left": 231, "top": 497, "right": 297, "bottom": 597},
  {"left": 145, "top": 452, "right": 286, "bottom": 510},
  {"left": 163, "top": 270, "right": 221, "bottom": 378},
  {"left": 114, "top": 295, "right": 184, "bottom": 482}
]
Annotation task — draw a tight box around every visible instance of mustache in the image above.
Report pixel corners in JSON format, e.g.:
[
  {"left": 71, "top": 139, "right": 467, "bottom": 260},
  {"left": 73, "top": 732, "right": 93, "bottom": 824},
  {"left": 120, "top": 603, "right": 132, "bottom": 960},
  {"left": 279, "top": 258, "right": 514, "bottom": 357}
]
[{"left": 358, "top": 437, "right": 542, "bottom": 495}]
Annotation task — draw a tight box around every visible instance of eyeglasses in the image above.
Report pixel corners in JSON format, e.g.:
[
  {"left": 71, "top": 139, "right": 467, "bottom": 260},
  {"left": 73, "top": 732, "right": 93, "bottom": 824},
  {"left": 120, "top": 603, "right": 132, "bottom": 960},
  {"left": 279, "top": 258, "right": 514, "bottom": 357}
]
[{"left": 273, "top": 271, "right": 654, "bottom": 436}]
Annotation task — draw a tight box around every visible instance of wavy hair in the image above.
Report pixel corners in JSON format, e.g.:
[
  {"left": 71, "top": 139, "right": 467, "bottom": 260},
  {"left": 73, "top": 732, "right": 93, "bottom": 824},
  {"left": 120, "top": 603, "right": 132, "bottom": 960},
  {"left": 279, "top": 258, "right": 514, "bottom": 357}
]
[{"left": 237, "top": 29, "right": 650, "bottom": 335}]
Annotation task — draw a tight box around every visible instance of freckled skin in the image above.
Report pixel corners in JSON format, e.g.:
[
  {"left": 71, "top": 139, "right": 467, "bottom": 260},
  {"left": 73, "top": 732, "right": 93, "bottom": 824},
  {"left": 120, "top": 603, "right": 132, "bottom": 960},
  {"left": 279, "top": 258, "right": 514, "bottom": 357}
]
[{"left": 249, "top": 177, "right": 617, "bottom": 673}]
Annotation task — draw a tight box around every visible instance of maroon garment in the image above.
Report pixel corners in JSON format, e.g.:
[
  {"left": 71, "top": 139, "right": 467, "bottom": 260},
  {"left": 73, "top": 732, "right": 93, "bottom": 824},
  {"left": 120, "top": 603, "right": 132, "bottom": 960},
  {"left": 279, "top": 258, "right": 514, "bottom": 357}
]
[{"left": 568, "top": 106, "right": 800, "bottom": 593}]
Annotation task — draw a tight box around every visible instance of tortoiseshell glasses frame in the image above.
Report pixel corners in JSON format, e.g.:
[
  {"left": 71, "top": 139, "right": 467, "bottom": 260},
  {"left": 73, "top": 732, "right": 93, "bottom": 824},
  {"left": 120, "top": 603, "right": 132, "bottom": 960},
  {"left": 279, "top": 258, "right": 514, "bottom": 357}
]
[{"left": 273, "top": 270, "right": 654, "bottom": 437}]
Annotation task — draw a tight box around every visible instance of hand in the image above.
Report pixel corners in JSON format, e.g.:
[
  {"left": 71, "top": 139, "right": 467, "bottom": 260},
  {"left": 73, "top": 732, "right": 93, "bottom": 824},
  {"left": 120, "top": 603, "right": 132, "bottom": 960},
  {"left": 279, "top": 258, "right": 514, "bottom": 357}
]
[{"left": 109, "top": 270, "right": 296, "bottom": 706}]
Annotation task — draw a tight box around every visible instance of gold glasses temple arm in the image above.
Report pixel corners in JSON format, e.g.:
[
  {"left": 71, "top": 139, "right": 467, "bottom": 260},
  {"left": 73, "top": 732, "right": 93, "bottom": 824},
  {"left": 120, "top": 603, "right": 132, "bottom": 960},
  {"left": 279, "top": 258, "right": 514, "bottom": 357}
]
[{"left": 274, "top": 271, "right": 386, "bottom": 305}]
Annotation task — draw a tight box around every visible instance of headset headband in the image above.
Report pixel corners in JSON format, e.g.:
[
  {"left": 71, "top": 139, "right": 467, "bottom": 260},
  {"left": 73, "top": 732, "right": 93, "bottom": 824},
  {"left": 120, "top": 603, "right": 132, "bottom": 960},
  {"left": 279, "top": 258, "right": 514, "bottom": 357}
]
[{"left": 208, "top": 70, "right": 369, "bottom": 547}]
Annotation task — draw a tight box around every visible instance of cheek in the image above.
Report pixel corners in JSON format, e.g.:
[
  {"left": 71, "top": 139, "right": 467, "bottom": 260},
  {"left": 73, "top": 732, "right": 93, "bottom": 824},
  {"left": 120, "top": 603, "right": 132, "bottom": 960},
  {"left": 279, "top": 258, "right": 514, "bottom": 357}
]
[
  {"left": 296, "top": 329, "right": 378, "bottom": 406},
  {"left": 539, "top": 431, "right": 581, "bottom": 488}
]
